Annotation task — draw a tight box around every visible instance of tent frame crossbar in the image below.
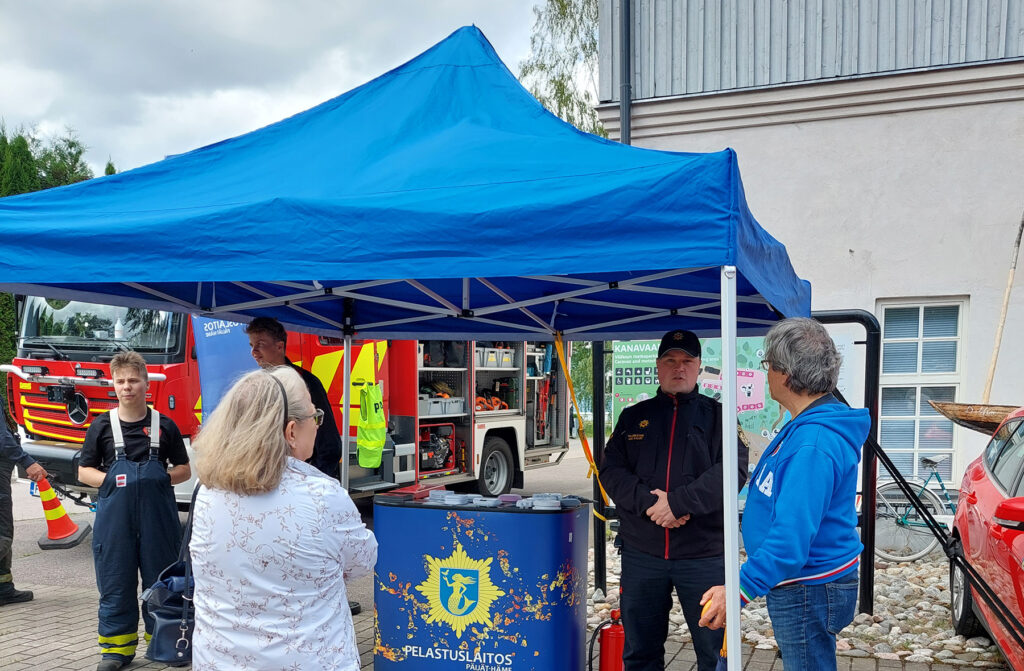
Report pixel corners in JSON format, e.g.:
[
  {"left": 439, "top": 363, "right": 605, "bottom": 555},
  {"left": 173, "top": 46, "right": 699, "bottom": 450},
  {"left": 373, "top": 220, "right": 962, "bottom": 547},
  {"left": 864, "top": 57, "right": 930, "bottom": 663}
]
[
  {"left": 528, "top": 270, "right": 771, "bottom": 305},
  {"left": 15, "top": 265, "right": 780, "bottom": 344},
  {"left": 232, "top": 282, "right": 345, "bottom": 330},
  {"left": 475, "top": 277, "right": 552, "bottom": 331},
  {"left": 125, "top": 283, "right": 201, "bottom": 312}
]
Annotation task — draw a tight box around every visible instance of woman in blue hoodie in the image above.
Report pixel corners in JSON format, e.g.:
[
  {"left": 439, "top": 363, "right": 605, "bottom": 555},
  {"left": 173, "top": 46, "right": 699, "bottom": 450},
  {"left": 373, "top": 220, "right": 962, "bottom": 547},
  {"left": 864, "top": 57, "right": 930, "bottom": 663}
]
[{"left": 699, "top": 318, "right": 870, "bottom": 670}]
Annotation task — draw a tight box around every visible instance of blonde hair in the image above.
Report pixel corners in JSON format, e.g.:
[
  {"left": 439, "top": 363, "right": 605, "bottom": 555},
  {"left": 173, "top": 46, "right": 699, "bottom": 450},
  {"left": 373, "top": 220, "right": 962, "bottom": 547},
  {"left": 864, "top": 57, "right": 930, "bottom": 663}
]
[
  {"left": 110, "top": 350, "right": 148, "bottom": 381},
  {"left": 194, "top": 366, "right": 309, "bottom": 495}
]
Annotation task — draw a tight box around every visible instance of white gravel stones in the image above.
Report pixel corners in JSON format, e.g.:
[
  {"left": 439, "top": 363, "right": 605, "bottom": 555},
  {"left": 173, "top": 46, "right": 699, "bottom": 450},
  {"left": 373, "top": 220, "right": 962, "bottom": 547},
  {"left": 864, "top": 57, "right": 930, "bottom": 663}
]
[{"left": 585, "top": 544, "right": 1008, "bottom": 667}]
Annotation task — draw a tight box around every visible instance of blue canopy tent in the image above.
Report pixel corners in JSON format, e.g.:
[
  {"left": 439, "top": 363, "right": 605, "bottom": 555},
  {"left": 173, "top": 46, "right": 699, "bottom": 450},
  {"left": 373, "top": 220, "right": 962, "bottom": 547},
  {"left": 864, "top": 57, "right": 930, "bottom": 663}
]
[
  {"left": 0, "top": 26, "right": 806, "bottom": 340},
  {"left": 0, "top": 27, "right": 809, "bottom": 667}
]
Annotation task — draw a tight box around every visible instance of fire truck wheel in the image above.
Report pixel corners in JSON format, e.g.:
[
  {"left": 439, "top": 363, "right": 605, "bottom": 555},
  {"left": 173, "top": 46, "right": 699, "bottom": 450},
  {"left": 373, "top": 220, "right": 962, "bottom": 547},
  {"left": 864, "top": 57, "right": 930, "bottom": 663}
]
[{"left": 478, "top": 437, "right": 514, "bottom": 496}]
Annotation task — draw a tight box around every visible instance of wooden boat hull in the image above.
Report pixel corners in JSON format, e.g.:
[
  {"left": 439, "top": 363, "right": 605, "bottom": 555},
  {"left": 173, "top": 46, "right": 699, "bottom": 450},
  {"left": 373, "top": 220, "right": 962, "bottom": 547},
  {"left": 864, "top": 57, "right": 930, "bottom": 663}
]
[{"left": 928, "top": 401, "right": 1018, "bottom": 436}]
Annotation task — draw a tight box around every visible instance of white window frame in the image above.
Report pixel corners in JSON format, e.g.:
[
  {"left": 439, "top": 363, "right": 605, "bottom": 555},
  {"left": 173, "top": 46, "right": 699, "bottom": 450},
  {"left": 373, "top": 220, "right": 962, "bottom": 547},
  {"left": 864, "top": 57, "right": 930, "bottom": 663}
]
[{"left": 877, "top": 298, "right": 967, "bottom": 481}]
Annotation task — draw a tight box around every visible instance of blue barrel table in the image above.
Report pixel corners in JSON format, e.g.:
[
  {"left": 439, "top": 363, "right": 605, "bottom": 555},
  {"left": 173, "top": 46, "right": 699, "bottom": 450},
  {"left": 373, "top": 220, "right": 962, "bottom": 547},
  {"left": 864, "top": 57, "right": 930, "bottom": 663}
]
[{"left": 374, "top": 494, "right": 590, "bottom": 671}]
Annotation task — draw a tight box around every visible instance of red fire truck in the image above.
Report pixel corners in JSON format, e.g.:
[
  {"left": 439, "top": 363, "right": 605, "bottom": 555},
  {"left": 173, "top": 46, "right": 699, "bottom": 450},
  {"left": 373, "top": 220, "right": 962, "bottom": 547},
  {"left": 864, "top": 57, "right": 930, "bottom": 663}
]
[{"left": 3, "top": 297, "right": 571, "bottom": 504}]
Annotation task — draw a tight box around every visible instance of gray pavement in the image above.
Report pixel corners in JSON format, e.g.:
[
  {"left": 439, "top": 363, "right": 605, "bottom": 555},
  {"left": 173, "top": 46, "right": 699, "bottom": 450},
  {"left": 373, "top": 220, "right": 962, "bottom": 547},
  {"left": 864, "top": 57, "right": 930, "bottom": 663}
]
[
  {"left": 2, "top": 586, "right": 1002, "bottom": 670},
  {"left": 1, "top": 450, "right": 1009, "bottom": 670}
]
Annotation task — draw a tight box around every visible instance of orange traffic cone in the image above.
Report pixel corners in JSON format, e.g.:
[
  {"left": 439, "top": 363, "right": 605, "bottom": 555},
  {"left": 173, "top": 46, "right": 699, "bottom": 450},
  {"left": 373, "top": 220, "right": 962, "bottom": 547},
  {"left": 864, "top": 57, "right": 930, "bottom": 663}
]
[{"left": 36, "top": 479, "right": 91, "bottom": 550}]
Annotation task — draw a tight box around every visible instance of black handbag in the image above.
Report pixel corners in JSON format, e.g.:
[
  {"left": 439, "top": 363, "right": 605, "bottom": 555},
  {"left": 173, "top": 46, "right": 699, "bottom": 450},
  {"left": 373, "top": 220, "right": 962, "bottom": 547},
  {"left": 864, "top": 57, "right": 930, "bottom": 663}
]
[{"left": 141, "top": 485, "right": 199, "bottom": 666}]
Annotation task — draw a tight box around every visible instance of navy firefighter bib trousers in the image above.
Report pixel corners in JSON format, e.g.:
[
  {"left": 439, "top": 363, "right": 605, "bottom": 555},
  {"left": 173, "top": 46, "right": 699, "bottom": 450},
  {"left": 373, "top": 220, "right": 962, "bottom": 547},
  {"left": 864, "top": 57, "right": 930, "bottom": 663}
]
[{"left": 92, "top": 410, "right": 180, "bottom": 663}]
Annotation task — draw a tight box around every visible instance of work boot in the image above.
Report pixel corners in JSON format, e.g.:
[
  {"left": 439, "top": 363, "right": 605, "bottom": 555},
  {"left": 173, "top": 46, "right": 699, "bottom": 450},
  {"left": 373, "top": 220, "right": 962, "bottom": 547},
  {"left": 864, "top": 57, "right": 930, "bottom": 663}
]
[
  {"left": 96, "top": 657, "right": 130, "bottom": 671},
  {"left": 0, "top": 584, "right": 33, "bottom": 606}
]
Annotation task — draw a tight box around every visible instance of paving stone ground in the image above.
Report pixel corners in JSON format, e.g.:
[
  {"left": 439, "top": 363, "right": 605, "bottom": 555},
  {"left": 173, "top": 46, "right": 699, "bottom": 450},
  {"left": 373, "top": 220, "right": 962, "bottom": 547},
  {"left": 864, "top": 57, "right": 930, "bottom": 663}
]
[{"left": 0, "top": 583, "right": 1007, "bottom": 670}]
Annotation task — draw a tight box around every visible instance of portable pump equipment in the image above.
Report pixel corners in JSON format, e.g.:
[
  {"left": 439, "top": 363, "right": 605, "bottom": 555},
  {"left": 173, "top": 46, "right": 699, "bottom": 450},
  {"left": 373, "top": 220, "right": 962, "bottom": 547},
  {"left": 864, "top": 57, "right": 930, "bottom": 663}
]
[{"left": 418, "top": 424, "right": 456, "bottom": 471}]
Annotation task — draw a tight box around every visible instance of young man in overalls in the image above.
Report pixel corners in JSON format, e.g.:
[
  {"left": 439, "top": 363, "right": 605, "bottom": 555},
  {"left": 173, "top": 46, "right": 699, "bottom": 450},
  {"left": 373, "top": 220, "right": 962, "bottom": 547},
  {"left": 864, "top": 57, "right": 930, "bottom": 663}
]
[{"left": 78, "top": 351, "right": 191, "bottom": 671}]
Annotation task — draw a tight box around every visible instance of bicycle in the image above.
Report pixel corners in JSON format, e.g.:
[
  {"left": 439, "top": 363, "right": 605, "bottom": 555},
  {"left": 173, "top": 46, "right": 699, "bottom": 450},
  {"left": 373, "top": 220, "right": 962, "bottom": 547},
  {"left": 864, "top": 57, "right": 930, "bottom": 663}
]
[{"left": 873, "top": 454, "right": 957, "bottom": 562}]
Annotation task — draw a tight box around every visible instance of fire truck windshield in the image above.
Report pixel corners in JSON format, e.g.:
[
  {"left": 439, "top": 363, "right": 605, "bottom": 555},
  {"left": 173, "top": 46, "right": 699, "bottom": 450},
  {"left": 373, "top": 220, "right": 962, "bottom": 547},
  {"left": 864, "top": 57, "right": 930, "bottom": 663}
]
[{"left": 19, "top": 297, "right": 184, "bottom": 356}]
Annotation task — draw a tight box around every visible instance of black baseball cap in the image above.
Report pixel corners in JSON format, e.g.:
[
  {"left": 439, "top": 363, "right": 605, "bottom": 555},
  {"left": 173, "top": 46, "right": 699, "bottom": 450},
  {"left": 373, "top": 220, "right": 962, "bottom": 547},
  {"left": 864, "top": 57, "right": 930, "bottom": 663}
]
[{"left": 658, "top": 329, "right": 701, "bottom": 359}]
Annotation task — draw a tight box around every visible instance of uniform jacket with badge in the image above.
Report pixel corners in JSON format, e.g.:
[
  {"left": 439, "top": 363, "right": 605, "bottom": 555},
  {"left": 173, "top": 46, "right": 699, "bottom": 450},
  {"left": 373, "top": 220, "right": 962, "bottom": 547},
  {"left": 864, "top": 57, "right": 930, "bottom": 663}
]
[{"left": 602, "top": 388, "right": 748, "bottom": 560}]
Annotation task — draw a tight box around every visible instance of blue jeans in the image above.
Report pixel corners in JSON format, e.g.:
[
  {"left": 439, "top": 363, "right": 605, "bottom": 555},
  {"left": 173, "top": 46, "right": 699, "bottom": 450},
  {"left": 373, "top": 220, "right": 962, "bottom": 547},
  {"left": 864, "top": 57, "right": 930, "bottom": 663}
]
[
  {"left": 619, "top": 546, "right": 725, "bottom": 671},
  {"left": 766, "top": 572, "right": 859, "bottom": 671}
]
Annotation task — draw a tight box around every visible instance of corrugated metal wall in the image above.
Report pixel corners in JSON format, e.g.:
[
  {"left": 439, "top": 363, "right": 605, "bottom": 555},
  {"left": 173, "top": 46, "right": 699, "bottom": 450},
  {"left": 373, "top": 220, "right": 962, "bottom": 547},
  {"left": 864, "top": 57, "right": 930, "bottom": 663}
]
[{"left": 599, "top": 0, "right": 1024, "bottom": 101}]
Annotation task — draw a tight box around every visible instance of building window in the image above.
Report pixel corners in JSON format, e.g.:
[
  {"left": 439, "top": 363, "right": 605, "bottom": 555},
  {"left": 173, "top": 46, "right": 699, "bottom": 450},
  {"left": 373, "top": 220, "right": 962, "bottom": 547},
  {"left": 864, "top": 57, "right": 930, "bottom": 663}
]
[{"left": 878, "top": 302, "right": 964, "bottom": 481}]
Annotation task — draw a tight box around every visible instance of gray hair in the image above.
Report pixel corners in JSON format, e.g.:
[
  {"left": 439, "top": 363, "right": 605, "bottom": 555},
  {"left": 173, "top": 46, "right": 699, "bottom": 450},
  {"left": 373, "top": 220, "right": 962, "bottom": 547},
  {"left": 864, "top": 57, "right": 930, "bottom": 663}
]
[{"left": 763, "top": 318, "right": 841, "bottom": 395}]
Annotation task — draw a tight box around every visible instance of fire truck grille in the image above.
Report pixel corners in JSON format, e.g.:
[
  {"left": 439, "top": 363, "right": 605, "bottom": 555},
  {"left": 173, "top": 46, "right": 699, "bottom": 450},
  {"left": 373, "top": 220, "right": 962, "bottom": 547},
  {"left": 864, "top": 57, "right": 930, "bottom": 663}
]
[{"left": 20, "top": 391, "right": 118, "bottom": 443}]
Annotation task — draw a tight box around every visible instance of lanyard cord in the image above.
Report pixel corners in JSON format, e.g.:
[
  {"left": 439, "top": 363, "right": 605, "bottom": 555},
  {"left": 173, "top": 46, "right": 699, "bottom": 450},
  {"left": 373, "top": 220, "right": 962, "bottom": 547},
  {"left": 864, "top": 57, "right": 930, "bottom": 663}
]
[{"left": 553, "top": 334, "right": 610, "bottom": 519}]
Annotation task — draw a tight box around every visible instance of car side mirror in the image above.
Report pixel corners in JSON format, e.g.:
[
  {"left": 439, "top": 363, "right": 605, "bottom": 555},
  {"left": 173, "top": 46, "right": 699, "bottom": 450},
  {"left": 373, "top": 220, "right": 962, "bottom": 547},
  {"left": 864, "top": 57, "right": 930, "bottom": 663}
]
[{"left": 993, "top": 497, "right": 1024, "bottom": 531}]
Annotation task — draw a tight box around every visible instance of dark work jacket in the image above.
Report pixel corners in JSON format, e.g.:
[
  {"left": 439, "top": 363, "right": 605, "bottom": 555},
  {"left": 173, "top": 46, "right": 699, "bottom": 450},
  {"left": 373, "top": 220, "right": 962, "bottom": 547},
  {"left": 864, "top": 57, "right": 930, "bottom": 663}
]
[
  {"left": 288, "top": 359, "right": 342, "bottom": 480},
  {"left": 0, "top": 421, "right": 34, "bottom": 469},
  {"left": 601, "top": 388, "right": 748, "bottom": 560}
]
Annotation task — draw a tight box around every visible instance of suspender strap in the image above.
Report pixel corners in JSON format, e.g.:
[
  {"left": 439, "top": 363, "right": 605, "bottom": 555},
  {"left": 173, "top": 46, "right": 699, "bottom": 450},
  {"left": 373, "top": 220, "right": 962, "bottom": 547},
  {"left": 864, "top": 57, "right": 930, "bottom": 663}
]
[
  {"left": 109, "top": 409, "right": 161, "bottom": 454},
  {"left": 110, "top": 409, "right": 126, "bottom": 451},
  {"left": 150, "top": 410, "right": 161, "bottom": 449}
]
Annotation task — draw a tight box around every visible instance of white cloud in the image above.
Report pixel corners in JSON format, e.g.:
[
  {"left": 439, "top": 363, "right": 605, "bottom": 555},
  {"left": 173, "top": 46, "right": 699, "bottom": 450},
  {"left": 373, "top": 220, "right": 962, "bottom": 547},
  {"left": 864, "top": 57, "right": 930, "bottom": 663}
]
[{"left": 0, "top": 1, "right": 538, "bottom": 174}]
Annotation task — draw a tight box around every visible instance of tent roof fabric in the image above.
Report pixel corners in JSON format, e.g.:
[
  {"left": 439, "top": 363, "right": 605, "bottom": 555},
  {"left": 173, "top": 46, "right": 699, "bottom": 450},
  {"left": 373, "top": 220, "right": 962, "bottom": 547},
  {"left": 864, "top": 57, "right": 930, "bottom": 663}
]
[{"left": 0, "top": 26, "right": 810, "bottom": 340}]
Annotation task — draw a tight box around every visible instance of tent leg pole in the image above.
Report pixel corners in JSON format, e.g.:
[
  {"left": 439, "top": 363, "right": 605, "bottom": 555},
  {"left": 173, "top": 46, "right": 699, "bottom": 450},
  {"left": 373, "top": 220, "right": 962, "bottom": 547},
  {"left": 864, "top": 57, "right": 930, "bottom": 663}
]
[
  {"left": 721, "top": 265, "right": 742, "bottom": 670},
  {"left": 341, "top": 334, "right": 361, "bottom": 616},
  {"left": 341, "top": 334, "right": 352, "bottom": 489}
]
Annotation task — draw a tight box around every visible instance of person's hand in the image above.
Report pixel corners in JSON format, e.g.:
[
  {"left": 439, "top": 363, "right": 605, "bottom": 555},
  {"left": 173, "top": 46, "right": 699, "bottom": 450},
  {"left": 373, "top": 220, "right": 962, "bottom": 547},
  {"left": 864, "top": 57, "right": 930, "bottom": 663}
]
[
  {"left": 25, "top": 462, "right": 47, "bottom": 482},
  {"left": 646, "top": 489, "right": 680, "bottom": 527},
  {"left": 663, "top": 513, "right": 691, "bottom": 529},
  {"left": 698, "top": 584, "right": 727, "bottom": 629}
]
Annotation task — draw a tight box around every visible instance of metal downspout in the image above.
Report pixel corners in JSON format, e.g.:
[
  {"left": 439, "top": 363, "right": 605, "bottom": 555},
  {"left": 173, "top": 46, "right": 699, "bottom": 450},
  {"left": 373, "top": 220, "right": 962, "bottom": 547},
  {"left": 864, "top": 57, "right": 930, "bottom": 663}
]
[
  {"left": 619, "top": 0, "right": 632, "bottom": 146},
  {"left": 591, "top": 0, "right": 633, "bottom": 601}
]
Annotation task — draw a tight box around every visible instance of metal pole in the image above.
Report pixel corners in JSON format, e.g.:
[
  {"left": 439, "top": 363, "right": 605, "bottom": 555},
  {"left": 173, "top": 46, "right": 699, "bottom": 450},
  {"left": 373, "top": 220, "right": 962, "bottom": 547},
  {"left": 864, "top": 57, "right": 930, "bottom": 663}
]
[
  {"left": 812, "top": 309, "right": 881, "bottom": 614},
  {"left": 341, "top": 334, "right": 352, "bottom": 489},
  {"left": 619, "top": 0, "right": 632, "bottom": 145},
  {"left": 720, "top": 266, "right": 741, "bottom": 670},
  {"left": 591, "top": 340, "right": 607, "bottom": 596}
]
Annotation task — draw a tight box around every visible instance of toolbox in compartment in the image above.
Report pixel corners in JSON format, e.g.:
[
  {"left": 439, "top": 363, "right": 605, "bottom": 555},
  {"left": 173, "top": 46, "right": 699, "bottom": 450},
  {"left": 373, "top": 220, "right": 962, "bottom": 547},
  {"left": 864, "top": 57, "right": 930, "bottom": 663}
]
[
  {"left": 497, "top": 349, "right": 514, "bottom": 367},
  {"left": 418, "top": 398, "right": 445, "bottom": 415},
  {"left": 442, "top": 397, "right": 465, "bottom": 414}
]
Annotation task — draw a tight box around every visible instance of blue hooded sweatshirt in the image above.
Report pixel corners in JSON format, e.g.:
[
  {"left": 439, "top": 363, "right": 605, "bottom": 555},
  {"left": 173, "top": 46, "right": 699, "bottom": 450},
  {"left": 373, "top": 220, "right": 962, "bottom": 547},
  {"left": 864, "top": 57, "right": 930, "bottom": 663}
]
[{"left": 739, "top": 395, "right": 869, "bottom": 604}]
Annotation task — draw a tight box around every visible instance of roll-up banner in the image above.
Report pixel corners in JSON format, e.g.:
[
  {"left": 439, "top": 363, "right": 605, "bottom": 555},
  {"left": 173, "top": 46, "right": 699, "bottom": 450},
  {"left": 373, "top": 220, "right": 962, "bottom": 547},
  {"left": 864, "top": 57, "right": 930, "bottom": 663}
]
[{"left": 190, "top": 316, "right": 259, "bottom": 420}]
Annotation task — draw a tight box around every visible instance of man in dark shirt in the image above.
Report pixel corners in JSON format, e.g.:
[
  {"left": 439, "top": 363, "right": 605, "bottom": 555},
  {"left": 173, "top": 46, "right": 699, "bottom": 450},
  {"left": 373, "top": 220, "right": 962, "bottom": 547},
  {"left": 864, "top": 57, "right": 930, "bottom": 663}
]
[
  {"left": 245, "top": 317, "right": 342, "bottom": 479},
  {"left": 78, "top": 351, "right": 190, "bottom": 671},
  {"left": 0, "top": 416, "right": 48, "bottom": 606},
  {"left": 601, "top": 330, "right": 747, "bottom": 671}
]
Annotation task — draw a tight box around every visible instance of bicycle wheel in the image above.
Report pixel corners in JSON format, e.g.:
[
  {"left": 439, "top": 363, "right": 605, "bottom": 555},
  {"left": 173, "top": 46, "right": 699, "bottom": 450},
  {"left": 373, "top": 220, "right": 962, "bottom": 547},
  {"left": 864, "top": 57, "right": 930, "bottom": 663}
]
[{"left": 874, "top": 480, "right": 945, "bottom": 562}]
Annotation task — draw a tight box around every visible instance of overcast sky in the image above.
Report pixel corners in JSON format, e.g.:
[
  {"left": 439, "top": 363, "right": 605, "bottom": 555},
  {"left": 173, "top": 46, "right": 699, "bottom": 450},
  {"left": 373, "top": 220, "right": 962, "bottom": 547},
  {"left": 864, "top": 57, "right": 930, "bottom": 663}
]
[{"left": 0, "top": 1, "right": 537, "bottom": 175}]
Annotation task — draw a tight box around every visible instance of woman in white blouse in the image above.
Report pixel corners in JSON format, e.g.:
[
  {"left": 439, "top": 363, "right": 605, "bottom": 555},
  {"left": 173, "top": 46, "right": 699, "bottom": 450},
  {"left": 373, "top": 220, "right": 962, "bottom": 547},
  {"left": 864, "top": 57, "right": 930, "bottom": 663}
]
[{"left": 190, "top": 366, "right": 376, "bottom": 671}]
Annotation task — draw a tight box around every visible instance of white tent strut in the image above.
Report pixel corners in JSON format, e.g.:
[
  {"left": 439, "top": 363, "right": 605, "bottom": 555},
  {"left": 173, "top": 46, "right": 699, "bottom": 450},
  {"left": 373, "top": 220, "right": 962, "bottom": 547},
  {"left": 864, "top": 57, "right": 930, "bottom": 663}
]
[
  {"left": 721, "top": 265, "right": 742, "bottom": 670},
  {"left": 341, "top": 334, "right": 353, "bottom": 490}
]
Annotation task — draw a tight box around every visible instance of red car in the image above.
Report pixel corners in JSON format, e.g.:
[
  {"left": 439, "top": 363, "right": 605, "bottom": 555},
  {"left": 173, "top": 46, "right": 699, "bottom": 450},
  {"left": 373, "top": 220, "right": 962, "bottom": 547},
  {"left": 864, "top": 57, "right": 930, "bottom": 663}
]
[{"left": 950, "top": 405, "right": 1024, "bottom": 669}]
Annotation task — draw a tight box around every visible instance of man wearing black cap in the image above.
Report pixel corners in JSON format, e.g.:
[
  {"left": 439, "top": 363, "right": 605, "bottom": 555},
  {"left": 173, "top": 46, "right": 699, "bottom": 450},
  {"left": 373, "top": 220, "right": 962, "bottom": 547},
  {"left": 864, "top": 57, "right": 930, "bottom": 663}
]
[{"left": 602, "top": 329, "right": 748, "bottom": 671}]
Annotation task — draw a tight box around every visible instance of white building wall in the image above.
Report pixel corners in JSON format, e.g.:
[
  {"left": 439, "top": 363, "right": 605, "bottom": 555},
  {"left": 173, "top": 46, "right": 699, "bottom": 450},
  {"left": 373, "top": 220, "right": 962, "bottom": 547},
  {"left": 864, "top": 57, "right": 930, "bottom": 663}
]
[{"left": 597, "top": 61, "right": 1024, "bottom": 477}]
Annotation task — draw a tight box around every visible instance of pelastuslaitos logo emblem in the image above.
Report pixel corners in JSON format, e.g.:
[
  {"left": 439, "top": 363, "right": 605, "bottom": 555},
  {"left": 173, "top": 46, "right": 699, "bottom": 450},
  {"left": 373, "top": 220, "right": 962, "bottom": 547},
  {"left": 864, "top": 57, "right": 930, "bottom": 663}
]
[{"left": 416, "top": 542, "right": 505, "bottom": 637}]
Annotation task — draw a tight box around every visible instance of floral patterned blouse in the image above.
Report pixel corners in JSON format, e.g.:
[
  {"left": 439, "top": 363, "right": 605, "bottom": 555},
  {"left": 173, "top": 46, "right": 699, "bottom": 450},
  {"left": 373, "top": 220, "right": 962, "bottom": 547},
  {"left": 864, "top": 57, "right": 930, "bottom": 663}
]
[{"left": 190, "top": 457, "right": 377, "bottom": 670}]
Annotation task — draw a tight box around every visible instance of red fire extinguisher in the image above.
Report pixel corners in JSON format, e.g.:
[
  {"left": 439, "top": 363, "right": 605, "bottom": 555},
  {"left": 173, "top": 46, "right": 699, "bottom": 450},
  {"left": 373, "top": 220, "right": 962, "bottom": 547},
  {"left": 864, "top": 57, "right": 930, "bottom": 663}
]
[{"left": 589, "top": 608, "right": 624, "bottom": 671}]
